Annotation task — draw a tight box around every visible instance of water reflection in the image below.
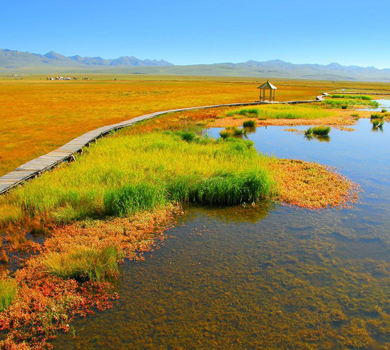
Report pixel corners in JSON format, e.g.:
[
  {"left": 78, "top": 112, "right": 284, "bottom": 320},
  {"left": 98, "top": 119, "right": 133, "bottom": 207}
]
[
  {"left": 187, "top": 200, "right": 274, "bottom": 224},
  {"left": 243, "top": 126, "right": 257, "bottom": 135},
  {"left": 372, "top": 126, "right": 384, "bottom": 132},
  {"left": 305, "top": 134, "right": 331, "bottom": 142}
]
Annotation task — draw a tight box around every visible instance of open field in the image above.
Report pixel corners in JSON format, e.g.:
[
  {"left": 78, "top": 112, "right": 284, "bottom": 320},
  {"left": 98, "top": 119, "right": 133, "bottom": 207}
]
[{"left": 1, "top": 74, "right": 390, "bottom": 176}]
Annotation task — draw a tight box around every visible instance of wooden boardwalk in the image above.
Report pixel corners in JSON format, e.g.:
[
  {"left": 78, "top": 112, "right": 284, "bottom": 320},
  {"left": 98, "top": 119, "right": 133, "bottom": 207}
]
[{"left": 0, "top": 97, "right": 322, "bottom": 196}]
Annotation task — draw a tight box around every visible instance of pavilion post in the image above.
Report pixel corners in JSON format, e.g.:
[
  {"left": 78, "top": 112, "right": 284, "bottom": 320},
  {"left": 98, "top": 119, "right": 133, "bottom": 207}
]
[{"left": 257, "top": 80, "right": 278, "bottom": 102}]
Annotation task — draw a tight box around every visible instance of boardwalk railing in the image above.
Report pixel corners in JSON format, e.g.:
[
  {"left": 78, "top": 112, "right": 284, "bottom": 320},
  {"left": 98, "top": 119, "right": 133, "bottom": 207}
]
[{"left": 0, "top": 97, "right": 323, "bottom": 195}]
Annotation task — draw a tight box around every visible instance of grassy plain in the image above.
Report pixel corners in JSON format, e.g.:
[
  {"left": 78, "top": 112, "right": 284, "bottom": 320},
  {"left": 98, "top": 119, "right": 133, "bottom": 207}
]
[{"left": 1, "top": 74, "right": 389, "bottom": 176}]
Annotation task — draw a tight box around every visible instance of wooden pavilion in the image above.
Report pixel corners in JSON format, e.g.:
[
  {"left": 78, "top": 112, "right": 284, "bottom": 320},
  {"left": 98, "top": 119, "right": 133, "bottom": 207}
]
[{"left": 257, "top": 80, "right": 277, "bottom": 101}]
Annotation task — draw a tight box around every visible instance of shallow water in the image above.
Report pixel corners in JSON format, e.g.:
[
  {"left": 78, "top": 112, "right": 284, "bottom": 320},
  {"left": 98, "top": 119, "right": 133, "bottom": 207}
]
[{"left": 54, "top": 119, "right": 390, "bottom": 349}]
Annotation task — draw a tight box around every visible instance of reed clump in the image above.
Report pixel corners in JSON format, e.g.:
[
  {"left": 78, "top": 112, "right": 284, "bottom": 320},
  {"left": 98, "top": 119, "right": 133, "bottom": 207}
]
[
  {"left": 371, "top": 113, "right": 384, "bottom": 120},
  {"left": 167, "top": 171, "right": 271, "bottom": 205},
  {"left": 243, "top": 120, "right": 256, "bottom": 128},
  {"left": 372, "top": 120, "right": 384, "bottom": 129},
  {"left": 104, "top": 183, "right": 166, "bottom": 216},
  {"left": 305, "top": 126, "right": 331, "bottom": 136},
  {"left": 0, "top": 278, "right": 17, "bottom": 312}
]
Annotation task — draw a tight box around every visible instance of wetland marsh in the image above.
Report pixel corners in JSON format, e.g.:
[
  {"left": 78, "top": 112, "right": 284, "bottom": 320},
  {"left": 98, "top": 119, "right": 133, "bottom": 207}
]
[
  {"left": 52, "top": 118, "right": 390, "bottom": 349},
  {"left": 1, "top": 86, "right": 390, "bottom": 349}
]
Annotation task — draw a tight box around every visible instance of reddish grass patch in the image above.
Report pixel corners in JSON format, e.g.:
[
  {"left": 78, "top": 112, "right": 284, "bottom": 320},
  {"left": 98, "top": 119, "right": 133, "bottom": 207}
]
[
  {"left": 0, "top": 205, "right": 181, "bottom": 349},
  {"left": 270, "top": 159, "right": 360, "bottom": 210}
]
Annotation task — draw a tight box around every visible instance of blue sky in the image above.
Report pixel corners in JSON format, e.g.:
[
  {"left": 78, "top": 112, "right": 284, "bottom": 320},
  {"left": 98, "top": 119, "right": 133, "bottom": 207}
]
[{"left": 2, "top": 0, "right": 389, "bottom": 68}]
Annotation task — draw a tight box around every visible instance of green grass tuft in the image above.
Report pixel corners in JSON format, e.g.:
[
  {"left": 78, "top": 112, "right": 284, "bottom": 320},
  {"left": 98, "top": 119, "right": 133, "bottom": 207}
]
[
  {"left": 41, "top": 245, "right": 122, "bottom": 283},
  {"left": 219, "top": 126, "right": 244, "bottom": 139},
  {"left": 104, "top": 183, "right": 166, "bottom": 216},
  {"left": 313, "top": 126, "right": 331, "bottom": 136},
  {"left": 167, "top": 170, "right": 272, "bottom": 205},
  {"left": 0, "top": 278, "right": 17, "bottom": 312},
  {"left": 178, "top": 131, "right": 197, "bottom": 143},
  {"left": 371, "top": 113, "right": 384, "bottom": 120},
  {"left": 305, "top": 126, "right": 331, "bottom": 136},
  {"left": 305, "top": 127, "right": 313, "bottom": 136},
  {"left": 243, "top": 120, "right": 256, "bottom": 128},
  {"left": 219, "top": 130, "right": 232, "bottom": 139}
]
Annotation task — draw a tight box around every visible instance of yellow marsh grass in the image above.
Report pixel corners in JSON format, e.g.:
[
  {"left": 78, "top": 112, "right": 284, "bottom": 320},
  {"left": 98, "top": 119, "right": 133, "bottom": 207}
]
[{"left": 1, "top": 132, "right": 275, "bottom": 224}]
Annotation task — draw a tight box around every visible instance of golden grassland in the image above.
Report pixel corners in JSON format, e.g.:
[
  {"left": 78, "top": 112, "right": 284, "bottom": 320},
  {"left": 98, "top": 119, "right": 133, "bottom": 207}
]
[{"left": 1, "top": 74, "right": 389, "bottom": 176}]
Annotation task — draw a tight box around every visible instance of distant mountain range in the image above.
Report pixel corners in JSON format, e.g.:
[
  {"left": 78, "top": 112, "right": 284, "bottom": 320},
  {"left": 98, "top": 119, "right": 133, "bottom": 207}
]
[
  {"left": 2, "top": 48, "right": 390, "bottom": 82},
  {"left": 0, "top": 49, "right": 173, "bottom": 68}
]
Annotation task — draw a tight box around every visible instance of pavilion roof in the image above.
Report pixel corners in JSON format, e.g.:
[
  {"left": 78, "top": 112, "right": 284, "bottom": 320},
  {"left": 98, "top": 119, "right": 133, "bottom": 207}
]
[{"left": 257, "top": 80, "right": 278, "bottom": 90}]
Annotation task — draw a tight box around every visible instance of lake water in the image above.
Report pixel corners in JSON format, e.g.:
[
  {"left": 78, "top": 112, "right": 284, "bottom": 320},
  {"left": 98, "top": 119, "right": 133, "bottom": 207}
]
[{"left": 54, "top": 118, "right": 390, "bottom": 349}]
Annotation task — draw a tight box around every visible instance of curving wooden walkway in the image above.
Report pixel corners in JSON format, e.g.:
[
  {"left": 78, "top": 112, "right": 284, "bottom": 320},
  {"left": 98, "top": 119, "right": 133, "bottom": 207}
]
[{"left": 0, "top": 97, "right": 323, "bottom": 195}]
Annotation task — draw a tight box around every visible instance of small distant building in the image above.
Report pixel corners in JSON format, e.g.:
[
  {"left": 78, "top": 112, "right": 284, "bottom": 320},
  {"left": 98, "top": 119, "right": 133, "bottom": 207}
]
[{"left": 257, "top": 80, "right": 278, "bottom": 101}]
